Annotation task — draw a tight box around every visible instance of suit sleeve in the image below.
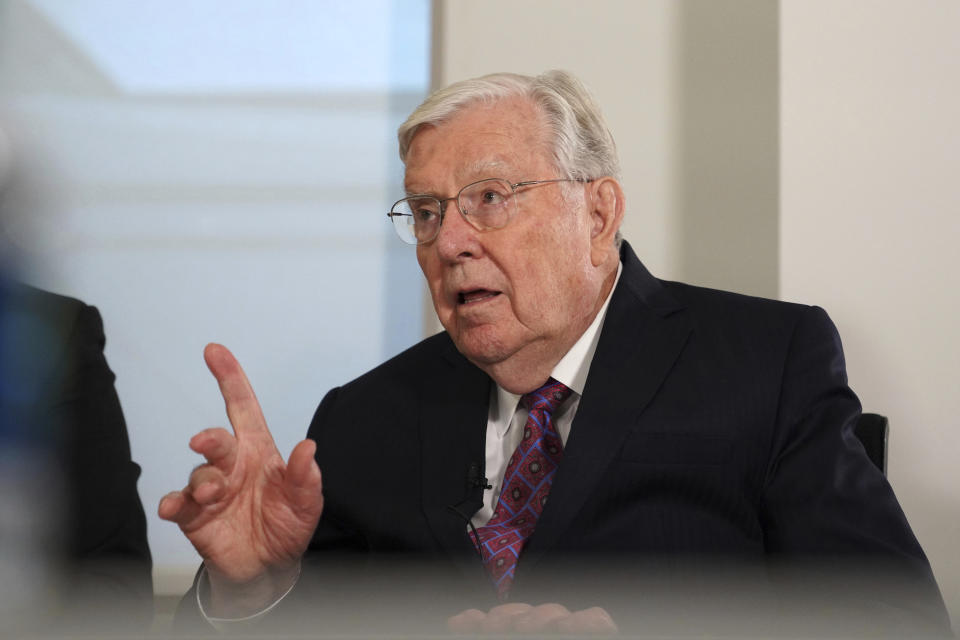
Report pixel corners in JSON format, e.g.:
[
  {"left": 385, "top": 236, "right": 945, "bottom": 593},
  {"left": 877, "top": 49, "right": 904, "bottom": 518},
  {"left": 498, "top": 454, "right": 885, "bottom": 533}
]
[{"left": 759, "top": 305, "right": 949, "bottom": 630}]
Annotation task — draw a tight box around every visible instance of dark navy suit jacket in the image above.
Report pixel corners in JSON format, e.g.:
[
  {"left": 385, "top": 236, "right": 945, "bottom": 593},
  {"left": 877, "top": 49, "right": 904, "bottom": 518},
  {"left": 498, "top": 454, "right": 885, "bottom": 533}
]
[{"left": 301, "top": 241, "right": 947, "bottom": 633}]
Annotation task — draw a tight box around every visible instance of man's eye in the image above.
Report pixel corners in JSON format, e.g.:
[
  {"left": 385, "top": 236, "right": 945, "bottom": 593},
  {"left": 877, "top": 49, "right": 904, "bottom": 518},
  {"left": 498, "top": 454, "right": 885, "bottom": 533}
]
[
  {"left": 480, "top": 190, "right": 505, "bottom": 205},
  {"left": 414, "top": 208, "right": 438, "bottom": 222}
]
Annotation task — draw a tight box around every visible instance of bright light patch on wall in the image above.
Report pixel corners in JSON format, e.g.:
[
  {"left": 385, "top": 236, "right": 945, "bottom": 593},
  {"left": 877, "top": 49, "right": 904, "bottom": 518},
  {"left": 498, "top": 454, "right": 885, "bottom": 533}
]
[{"left": 2, "top": 0, "right": 431, "bottom": 586}]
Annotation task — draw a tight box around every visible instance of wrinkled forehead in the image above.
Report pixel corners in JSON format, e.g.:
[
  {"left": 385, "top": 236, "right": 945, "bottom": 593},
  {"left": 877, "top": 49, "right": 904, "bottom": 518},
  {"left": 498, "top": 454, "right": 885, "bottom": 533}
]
[
  {"left": 403, "top": 98, "right": 555, "bottom": 192},
  {"left": 404, "top": 156, "right": 521, "bottom": 194}
]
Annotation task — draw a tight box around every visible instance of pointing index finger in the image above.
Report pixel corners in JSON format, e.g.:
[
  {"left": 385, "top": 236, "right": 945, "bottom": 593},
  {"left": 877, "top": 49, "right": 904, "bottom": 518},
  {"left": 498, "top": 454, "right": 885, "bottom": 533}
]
[{"left": 204, "top": 343, "right": 270, "bottom": 439}]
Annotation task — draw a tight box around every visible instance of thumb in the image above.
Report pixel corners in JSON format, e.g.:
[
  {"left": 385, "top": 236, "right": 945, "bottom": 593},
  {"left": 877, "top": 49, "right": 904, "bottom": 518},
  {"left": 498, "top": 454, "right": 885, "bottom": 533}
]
[{"left": 285, "top": 439, "right": 324, "bottom": 513}]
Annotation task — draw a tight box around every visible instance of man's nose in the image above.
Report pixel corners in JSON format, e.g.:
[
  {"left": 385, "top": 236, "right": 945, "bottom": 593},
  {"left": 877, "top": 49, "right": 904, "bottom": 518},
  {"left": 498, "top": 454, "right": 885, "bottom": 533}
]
[{"left": 434, "top": 198, "right": 482, "bottom": 260}]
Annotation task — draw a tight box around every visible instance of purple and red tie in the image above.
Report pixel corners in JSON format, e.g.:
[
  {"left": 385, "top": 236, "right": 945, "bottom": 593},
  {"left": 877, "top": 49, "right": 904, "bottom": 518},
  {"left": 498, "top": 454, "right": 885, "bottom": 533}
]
[{"left": 472, "top": 378, "right": 572, "bottom": 599}]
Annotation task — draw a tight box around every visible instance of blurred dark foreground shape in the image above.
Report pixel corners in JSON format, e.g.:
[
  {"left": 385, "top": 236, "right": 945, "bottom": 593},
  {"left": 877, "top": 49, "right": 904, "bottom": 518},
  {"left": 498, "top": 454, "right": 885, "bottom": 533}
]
[{"left": 0, "top": 283, "right": 153, "bottom": 635}]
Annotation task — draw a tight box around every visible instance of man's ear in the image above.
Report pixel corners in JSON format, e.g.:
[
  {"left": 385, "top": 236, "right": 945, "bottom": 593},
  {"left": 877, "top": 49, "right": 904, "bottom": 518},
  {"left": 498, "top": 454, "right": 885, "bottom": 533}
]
[{"left": 587, "top": 177, "right": 625, "bottom": 267}]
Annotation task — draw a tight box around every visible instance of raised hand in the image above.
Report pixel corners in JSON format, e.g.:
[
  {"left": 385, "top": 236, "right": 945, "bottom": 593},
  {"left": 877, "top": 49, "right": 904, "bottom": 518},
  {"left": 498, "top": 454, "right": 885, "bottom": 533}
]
[{"left": 158, "top": 344, "right": 323, "bottom": 616}]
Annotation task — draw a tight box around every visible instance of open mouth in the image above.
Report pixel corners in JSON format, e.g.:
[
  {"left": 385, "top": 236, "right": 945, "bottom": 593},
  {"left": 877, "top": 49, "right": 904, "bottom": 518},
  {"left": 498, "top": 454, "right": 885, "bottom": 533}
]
[{"left": 458, "top": 289, "right": 501, "bottom": 305}]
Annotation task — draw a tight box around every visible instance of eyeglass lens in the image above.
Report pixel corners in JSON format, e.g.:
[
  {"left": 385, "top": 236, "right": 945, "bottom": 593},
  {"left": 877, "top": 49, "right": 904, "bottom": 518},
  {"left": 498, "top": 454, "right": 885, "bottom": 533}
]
[{"left": 390, "top": 178, "right": 516, "bottom": 245}]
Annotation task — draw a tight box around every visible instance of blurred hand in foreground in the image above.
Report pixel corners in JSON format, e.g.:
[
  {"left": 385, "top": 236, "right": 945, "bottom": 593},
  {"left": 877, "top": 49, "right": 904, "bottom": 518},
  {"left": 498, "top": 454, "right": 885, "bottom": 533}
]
[{"left": 448, "top": 603, "right": 618, "bottom": 635}]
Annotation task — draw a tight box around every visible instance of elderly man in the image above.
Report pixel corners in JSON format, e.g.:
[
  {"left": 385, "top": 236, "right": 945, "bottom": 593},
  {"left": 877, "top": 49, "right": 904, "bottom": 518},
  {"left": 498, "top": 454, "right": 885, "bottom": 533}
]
[{"left": 161, "top": 71, "right": 947, "bottom": 636}]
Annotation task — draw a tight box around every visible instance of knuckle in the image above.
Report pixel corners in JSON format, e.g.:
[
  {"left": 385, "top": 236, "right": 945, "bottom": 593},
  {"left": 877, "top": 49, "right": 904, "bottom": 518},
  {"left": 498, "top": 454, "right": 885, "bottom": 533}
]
[{"left": 188, "top": 463, "right": 218, "bottom": 487}]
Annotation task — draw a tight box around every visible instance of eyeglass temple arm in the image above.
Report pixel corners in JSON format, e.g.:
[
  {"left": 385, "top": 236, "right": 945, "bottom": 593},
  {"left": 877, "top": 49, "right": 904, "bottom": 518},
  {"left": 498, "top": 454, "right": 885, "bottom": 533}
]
[{"left": 511, "top": 178, "right": 594, "bottom": 189}]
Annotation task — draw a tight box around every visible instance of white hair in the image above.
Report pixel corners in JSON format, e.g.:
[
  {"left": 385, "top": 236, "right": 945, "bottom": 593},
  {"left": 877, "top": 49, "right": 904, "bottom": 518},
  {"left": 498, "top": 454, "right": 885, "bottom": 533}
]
[{"left": 398, "top": 70, "right": 621, "bottom": 183}]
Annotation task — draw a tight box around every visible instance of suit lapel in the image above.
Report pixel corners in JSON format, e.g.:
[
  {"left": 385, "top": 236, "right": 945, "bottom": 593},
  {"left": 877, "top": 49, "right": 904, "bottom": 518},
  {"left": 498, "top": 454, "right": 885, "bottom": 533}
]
[
  {"left": 521, "top": 244, "right": 692, "bottom": 570},
  {"left": 419, "top": 338, "right": 491, "bottom": 580}
]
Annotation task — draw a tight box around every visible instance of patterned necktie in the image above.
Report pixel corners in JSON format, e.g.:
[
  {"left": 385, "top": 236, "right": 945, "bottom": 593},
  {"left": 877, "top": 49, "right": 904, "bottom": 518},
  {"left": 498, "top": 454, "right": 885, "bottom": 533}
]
[{"left": 473, "top": 378, "right": 572, "bottom": 599}]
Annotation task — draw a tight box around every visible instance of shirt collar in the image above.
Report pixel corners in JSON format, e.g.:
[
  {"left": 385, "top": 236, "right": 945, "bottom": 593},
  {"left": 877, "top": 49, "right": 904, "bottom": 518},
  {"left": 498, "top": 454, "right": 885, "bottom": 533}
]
[{"left": 493, "top": 261, "right": 623, "bottom": 436}]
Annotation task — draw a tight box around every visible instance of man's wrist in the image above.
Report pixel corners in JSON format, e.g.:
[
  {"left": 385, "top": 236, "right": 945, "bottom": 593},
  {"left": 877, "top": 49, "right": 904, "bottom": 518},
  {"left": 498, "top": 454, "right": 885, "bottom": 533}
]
[{"left": 199, "top": 561, "right": 301, "bottom": 622}]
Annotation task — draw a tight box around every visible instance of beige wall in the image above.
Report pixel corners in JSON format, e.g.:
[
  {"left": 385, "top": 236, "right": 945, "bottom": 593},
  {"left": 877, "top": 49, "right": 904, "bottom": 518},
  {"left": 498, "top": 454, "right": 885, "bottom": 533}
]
[
  {"left": 781, "top": 0, "right": 960, "bottom": 626},
  {"left": 433, "top": 0, "right": 778, "bottom": 299},
  {"left": 435, "top": 0, "right": 683, "bottom": 284},
  {"left": 437, "top": 0, "right": 960, "bottom": 626}
]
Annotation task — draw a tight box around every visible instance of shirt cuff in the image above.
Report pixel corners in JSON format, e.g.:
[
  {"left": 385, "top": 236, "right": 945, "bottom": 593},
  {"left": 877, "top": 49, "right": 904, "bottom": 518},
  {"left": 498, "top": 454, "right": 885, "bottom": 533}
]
[{"left": 196, "top": 562, "right": 301, "bottom": 632}]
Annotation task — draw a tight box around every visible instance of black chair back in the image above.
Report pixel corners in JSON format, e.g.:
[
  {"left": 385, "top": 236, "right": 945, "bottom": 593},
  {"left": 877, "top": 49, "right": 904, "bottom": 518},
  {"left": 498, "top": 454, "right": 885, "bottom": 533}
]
[{"left": 854, "top": 413, "right": 889, "bottom": 475}]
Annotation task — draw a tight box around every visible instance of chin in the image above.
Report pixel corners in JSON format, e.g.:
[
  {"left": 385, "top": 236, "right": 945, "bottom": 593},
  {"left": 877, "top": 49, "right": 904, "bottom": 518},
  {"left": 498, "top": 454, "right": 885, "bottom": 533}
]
[{"left": 449, "top": 328, "right": 516, "bottom": 367}]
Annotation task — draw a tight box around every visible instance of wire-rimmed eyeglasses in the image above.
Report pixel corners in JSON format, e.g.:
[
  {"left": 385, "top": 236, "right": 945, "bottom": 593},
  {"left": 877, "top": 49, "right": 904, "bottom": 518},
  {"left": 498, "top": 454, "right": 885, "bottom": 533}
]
[{"left": 387, "top": 177, "right": 591, "bottom": 245}]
